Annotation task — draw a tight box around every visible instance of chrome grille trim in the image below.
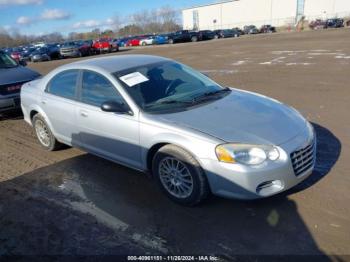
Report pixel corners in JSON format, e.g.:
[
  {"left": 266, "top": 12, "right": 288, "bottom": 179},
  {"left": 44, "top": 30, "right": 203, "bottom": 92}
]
[{"left": 290, "top": 139, "right": 315, "bottom": 176}]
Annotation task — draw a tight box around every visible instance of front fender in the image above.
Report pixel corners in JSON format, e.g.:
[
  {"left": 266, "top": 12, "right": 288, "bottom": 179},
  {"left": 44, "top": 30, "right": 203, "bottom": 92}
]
[{"left": 141, "top": 131, "right": 218, "bottom": 171}]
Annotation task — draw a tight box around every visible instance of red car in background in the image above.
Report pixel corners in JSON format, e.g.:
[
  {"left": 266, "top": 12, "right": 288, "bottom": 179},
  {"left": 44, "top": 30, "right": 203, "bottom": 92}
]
[
  {"left": 126, "top": 36, "right": 151, "bottom": 47},
  {"left": 126, "top": 37, "right": 141, "bottom": 47},
  {"left": 10, "top": 51, "right": 22, "bottom": 63},
  {"left": 92, "top": 38, "right": 118, "bottom": 53}
]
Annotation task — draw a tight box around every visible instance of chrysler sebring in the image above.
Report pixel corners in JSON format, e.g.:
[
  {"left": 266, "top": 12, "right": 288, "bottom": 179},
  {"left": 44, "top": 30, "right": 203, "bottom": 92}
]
[{"left": 21, "top": 55, "right": 316, "bottom": 205}]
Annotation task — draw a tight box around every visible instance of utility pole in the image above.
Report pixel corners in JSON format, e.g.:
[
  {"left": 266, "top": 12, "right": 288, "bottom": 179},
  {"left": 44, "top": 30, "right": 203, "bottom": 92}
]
[{"left": 270, "top": 0, "right": 273, "bottom": 24}]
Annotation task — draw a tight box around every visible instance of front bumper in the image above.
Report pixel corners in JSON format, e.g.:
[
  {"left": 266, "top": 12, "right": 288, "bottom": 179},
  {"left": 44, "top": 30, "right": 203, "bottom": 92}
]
[
  {"left": 96, "top": 47, "right": 110, "bottom": 52},
  {"left": 0, "top": 95, "right": 21, "bottom": 112},
  {"left": 60, "top": 51, "right": 80, "bottom": 57},
  {"left": 201, "top": 128, "right": 316, "bottom": 200}
]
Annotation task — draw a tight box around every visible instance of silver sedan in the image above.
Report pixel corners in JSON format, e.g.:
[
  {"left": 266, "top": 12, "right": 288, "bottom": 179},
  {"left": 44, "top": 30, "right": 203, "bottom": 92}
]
[{"left": 21, "top": 55, "right": 316, "bottom": 206}]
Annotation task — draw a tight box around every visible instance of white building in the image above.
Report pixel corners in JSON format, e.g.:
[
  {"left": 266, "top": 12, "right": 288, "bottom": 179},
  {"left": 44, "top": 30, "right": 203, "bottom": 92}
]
[{"left": 182, "top": 0, "right": 350, "bottom": 30}]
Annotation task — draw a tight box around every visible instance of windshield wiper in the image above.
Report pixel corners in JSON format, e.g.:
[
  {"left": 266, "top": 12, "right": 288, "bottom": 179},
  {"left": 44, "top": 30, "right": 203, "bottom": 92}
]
[
  {"left": 145, "top": 99, "right": 193, "bottom": 109},
  {"left": 192, "top": 87, "right": 231, "bottom": 102},
  {"left": 158, "top": 99, "right": 193, "bottom": 105}
]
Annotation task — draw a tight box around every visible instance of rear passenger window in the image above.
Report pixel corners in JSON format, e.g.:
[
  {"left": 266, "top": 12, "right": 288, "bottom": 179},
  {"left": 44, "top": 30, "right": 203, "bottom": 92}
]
[
  {"left": 81, "top": 70, "right": 124, "bottom": 107},
  {"left": 47, "top": 70, "right": 78, "bottom": 99}
]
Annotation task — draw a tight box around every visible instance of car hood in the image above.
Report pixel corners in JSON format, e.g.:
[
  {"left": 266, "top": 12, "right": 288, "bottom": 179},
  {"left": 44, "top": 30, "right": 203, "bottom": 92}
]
[
  {"left": 0, "top": 66, "right": 40, "bottom": 85},
  {"left": 147, "top": 89, "right": 307, "bottom": 145}
]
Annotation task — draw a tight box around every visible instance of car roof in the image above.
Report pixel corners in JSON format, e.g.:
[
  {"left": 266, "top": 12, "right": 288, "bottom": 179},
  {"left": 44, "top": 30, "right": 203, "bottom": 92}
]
[{"left": 66, "top": 54, "right": 171, "bottom": 73}]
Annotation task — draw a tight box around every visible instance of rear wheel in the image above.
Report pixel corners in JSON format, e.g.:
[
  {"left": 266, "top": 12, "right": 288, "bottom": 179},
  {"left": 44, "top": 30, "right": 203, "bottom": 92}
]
[
  {"left": 191, "top": 36, "right": 198, "bottom": 42},
  {"left": 152, "top": 145, "right": 210, "bottom": 206},
  {"left": 33, "top": 114, "right": 61, "bottom": 151},
  {"left": 168, "top": 39, "right": 174, "bottom": 44}
]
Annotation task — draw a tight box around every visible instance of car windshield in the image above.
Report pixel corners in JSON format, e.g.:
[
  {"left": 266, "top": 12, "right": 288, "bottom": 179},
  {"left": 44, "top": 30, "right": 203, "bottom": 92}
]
[
  {"left": 62, "top": 42, "right": 75, "bottom": 47},
  {"left": 114, "top": 61, "right": 230, "bottom": 113},
  {"left": 0, "top": 52, "right": 18, "bottom": 68}
]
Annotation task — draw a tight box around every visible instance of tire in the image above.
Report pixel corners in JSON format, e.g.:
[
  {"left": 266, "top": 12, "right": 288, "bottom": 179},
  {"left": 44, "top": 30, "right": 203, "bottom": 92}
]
[
  {"left": 191, "top": 36, "right": 198, "bottom": 42},
  {"left": 32, "top": 114, "right": 61, "bottom": 151},
  {"left": 152, "top": 144, "right": 210, "bottom": 206}
]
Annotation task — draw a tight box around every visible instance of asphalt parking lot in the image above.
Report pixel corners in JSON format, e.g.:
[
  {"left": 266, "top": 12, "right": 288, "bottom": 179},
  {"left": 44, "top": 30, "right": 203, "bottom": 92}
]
[{"left": 1, "top": 28, "right": 350, "bottom": 258}]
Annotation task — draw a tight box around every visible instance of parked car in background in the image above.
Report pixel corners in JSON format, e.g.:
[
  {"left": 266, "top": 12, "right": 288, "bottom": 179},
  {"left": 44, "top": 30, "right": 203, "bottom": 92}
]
[
  {"left": 60, "top": 42, "right": 82, "bottom": 58},
  {"left": 111, "top": 39, "right": 120, "bottom": 50},
  {"left": 0, "top": 50, "right": 40, "bottom": 112},
  {"left": 244, "top": 25, "right": 259, "bottom": 34},
  {"left": 93, "top": 38, "right": 117, "bottom": 53},
  {"left": 198, "top": 30, "right": 215, "bottom": 41},
  {"left": 139, "top": 36, "right": 155, "bottom": 46},
  {"left": 325, "top": 18, "right": 344, "bottom": 28},
  {"left": 21, "top": 47, "right": 36, "bottom": 62},
  {"left": 46, "top": 44, "right": 61, "bottom": 59},
  {"left": 21, "top": 55, "right": 316, "bottom": 206},
  {"left": 33, "top": 42, "right": 46, "bottom": 48},
  {"left": 167, "top": 30, "right": 200, "bottom": 44},
  {"left": 260, "top": 25, "right": 276, "bottom": 33},
  {"left": 233, "top": 27, "right": 245, "bottom": 35},
  {"left": 214, "top": 29, "right": 239, "bottom": 38},
  {"left": 127, "top": 36, "right": 150, "bottom": 47},
  {"left": 30, "top": 47, "right": 51, "bottom": 62},
  {"left": 309, "top": 19, "right": 326, "bottom": 30},
  {"left": 154, "top": 34, "right": 168, "bottom": 45},
  {"left": 10, "top": 50, "right": 22, "bottom": 63},
  {"left": 75, "top": 40, "right": 94, "bottom": 56},
  {"left": 118, "top": 37, "right": 133, "bottom": 47}
]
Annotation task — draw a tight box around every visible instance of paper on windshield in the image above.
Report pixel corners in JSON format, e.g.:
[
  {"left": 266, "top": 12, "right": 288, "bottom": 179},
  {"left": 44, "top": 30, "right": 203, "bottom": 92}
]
[{"left": 119, "top": 72, "right": 149, "bottom": 87}]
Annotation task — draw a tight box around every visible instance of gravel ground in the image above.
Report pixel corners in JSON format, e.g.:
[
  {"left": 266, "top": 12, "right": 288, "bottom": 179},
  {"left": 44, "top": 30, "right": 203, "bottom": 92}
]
[{"left": 0, "top": 28, "right": 349, "bottom": 259}]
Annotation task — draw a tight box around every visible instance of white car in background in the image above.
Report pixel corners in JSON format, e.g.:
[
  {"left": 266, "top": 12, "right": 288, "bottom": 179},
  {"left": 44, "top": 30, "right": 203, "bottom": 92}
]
[{"left": 139, "top": 36, "right": 155, "bottom": 46}]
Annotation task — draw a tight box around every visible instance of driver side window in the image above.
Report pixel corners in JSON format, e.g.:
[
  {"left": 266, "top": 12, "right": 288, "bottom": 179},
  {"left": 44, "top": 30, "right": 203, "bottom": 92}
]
[{"left": 81, "top": 70, "right": 124, "bottom": 107}]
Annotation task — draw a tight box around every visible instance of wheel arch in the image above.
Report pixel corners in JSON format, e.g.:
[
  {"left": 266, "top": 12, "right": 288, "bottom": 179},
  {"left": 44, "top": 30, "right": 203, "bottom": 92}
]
[
  {"left": 28, "top": 106, "right": 56, "bottom": 136},
  {"left": 146, "top": 142, "right": 169, "bottom": 172}
]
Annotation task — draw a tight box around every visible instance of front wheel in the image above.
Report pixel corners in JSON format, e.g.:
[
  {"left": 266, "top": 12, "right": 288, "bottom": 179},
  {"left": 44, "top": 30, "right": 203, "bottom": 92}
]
[
  {"left": 33, "top": 114, "right": 61, "bottom": 151},
  {"left": 152, "top": 145, "right": 210, "bottom": 206}
]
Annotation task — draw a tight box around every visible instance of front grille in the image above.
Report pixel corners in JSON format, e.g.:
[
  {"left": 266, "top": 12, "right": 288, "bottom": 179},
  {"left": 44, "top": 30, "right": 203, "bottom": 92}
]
[
  {"left": 290, "top": 140, "right": 315, "bottom": 176},
  {"left": 0, "top": 81, "right": 28, "bottom": 96}
]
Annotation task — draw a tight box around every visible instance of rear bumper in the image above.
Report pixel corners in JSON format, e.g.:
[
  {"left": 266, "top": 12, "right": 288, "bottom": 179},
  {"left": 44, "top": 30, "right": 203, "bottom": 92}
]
[{"left": 0, "top": 95, "right": 21, "bottom": 112}]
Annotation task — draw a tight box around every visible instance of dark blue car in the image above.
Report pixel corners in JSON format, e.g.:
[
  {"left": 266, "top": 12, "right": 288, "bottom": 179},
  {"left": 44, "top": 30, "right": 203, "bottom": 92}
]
[{"left": 0, "top": 50, "right": 40, "bottom": 112}]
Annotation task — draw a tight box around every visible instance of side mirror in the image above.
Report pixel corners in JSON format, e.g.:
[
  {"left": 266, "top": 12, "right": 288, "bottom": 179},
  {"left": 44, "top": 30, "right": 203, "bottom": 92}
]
[
  {"left": 101, "top": 100, "right": 131, "bottom": 114},
  {"left": 18, "top": 60, "right": 27, "bottom": 67}
]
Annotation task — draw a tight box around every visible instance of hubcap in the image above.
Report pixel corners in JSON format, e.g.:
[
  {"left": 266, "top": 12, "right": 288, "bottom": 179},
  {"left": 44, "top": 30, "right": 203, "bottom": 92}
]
[
  {"left": 159, "top": 157, "right": 193, "bottom": 199},
  {"left": 35, "top": 119, "right": 50, "bottom": 147}
]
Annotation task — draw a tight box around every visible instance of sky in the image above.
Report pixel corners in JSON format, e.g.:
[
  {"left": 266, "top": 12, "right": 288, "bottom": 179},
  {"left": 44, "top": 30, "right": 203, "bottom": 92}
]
[{"left": 0, "top": 0, "right": 212, "bottom": 36}]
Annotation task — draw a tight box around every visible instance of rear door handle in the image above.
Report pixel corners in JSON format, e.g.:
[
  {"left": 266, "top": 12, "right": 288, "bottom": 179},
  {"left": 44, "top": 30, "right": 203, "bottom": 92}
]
[{"left": 80, "top": 111, "right": 88, "bottom": 117}]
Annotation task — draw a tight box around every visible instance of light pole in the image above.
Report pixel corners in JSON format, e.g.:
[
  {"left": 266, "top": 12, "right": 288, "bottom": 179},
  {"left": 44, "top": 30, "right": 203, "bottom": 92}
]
[
  {"left": 220, "top": 2, "right": 223, "bottom": 29},
  {"left": 270, "top": 0, "right": 273, "bottom": 24},
  {"left": 218, "top": 1, "right": 235, "bottom": 30}
]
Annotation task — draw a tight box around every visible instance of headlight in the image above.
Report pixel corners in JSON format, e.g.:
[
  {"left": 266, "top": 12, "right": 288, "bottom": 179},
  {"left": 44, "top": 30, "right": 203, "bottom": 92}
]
[{"left": 215, "top": 144, "right": 280, "bottom": 165}]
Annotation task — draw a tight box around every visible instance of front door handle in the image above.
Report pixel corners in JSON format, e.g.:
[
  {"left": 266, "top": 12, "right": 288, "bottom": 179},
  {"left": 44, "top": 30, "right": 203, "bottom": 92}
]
[{"left": 80, "top": 111, "right": 88, "bottom": 117}]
